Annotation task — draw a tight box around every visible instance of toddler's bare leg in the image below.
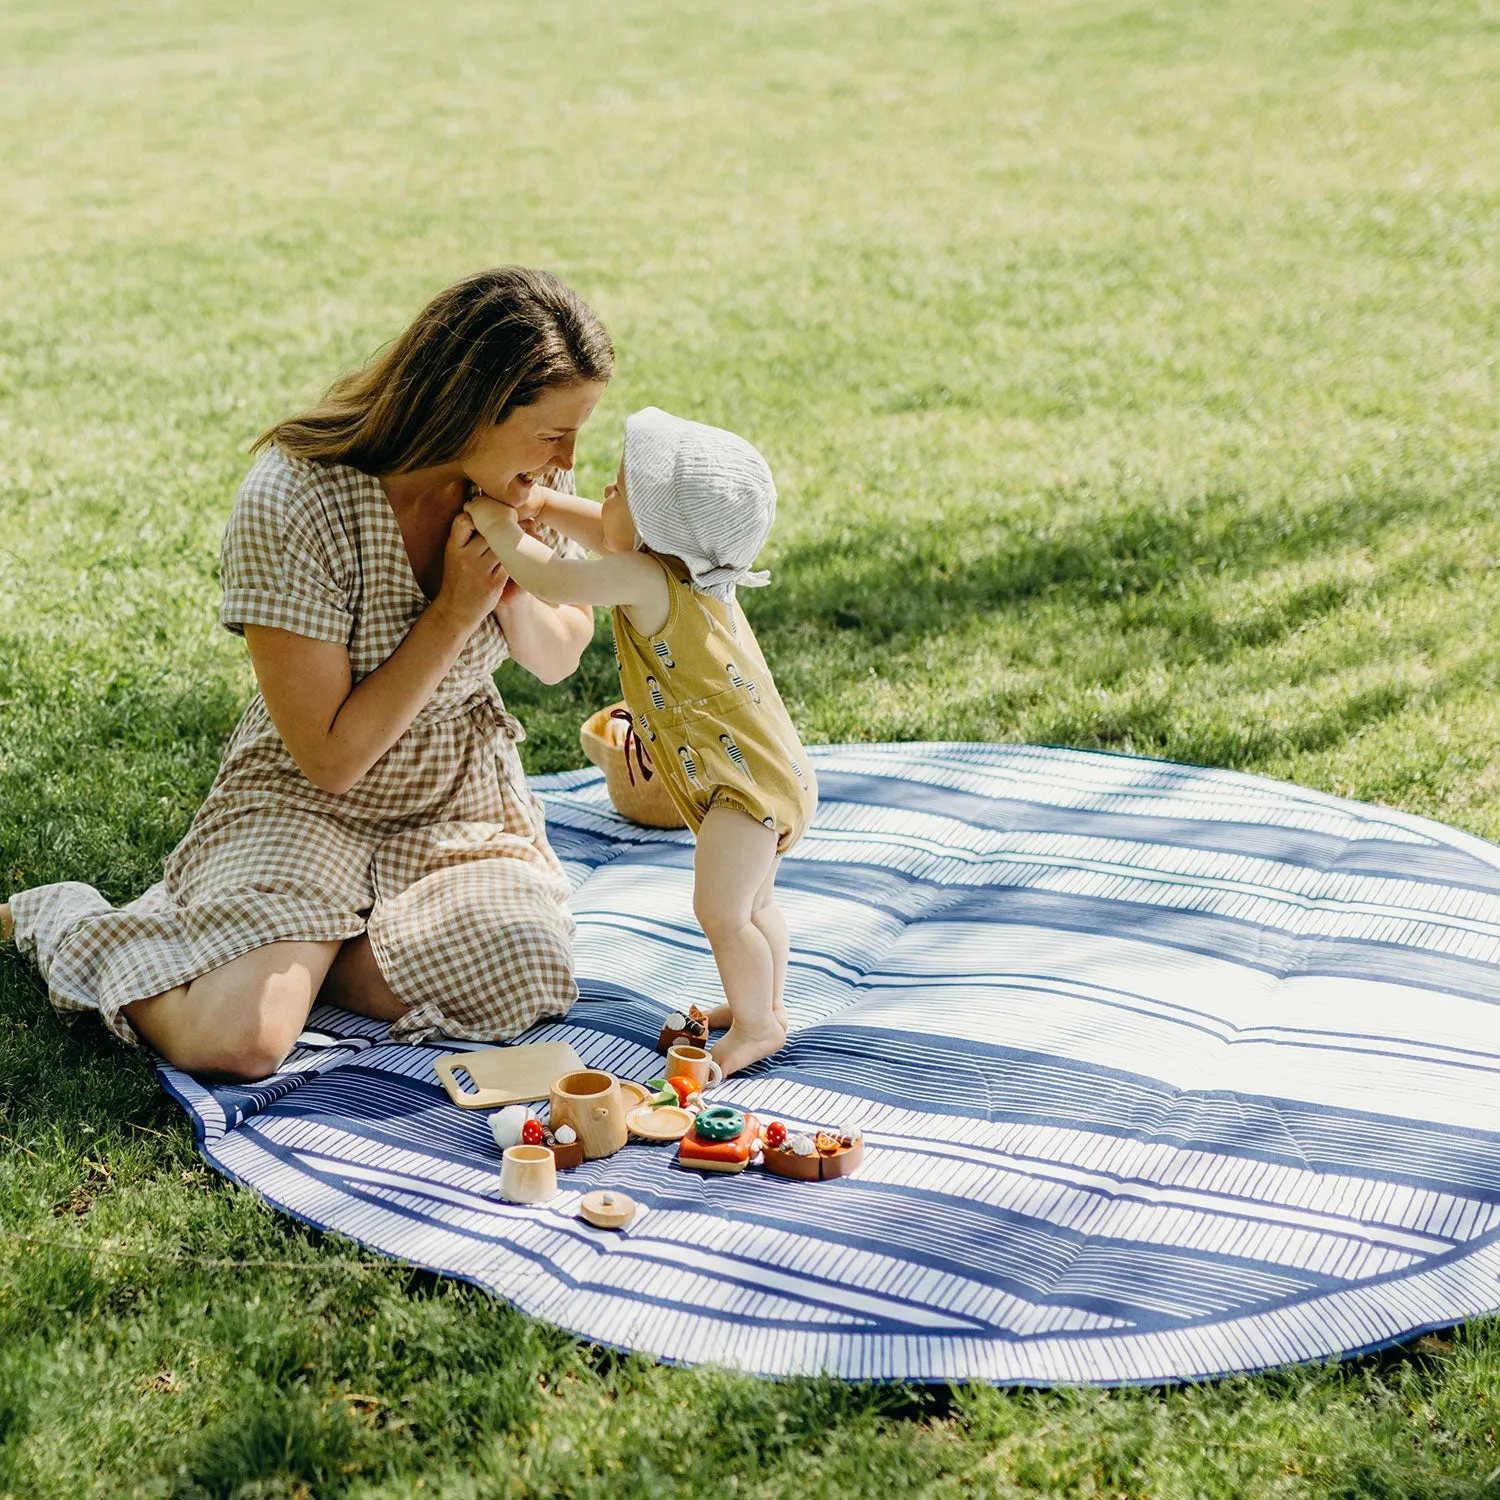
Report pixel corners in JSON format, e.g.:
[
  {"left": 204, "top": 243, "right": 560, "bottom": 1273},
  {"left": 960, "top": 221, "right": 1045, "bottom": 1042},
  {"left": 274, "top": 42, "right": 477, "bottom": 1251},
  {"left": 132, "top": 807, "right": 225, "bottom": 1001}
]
[
  {"left": 706, "top": 858, "right": 787, "bottom": 1030},
  {"left": 693, "top": 807, "right": 784, "bottom": 1076},
  {"left": 754, "top": 860, "right": 790, "bottom": 1030}
]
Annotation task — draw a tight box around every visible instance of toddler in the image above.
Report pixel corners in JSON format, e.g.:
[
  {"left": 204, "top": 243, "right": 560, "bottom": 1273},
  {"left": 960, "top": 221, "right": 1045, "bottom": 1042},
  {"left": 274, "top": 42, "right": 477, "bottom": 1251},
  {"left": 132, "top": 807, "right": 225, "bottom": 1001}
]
[{"left": 466, "top": 407, "right": 816, "bottom": 1076}]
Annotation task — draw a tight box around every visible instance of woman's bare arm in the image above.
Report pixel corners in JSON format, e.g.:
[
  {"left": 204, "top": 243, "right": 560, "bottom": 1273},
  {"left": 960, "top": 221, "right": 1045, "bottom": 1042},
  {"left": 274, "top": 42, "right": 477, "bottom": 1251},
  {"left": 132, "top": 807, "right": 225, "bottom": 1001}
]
[
  {"left": 494, "top": 588, "right": 594, "bottom": 684},
  {"left": 245, "top": 514, "right": 508, "bottom": 795}
]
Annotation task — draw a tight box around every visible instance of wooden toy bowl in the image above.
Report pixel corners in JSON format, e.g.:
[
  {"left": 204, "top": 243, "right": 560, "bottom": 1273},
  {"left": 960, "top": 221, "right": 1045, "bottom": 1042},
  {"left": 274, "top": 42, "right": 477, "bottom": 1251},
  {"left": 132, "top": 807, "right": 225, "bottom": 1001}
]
[
  {"left": 580, "top": 704, "right": 686, "bottom": 829},
  {"left": 499, "top": 1144, "right": 558, "bottom": 1204},
  {"left": 548, "top": 1069, "right": 628, "bottom": 1160}
]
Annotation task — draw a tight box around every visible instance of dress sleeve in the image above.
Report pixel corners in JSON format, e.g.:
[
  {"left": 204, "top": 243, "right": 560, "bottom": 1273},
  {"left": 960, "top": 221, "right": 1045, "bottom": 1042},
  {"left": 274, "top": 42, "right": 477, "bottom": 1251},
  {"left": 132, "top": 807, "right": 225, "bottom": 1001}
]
[{"left": 218, "top": 451, "right": 355, "bottom": 644}]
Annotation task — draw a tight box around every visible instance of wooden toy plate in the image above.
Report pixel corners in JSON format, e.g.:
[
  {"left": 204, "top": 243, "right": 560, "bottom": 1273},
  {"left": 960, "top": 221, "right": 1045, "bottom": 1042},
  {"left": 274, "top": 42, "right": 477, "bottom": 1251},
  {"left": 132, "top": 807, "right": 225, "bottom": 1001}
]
[
  {"left": 433, "top": 1042, "right": 585, "bottom": 1110},
  {"left": 618, "top": 1081, "right": 651, "bottom": 1110},
  {"left": 627, "top": 1104, "right": 693, "bottom": 1141}
]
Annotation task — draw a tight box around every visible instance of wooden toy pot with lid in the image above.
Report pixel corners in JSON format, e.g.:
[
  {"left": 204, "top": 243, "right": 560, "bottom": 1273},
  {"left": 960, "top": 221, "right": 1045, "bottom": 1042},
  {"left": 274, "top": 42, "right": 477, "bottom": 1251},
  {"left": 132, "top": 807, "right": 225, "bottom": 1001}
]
[{"left": 548, "top": 1070, "right": 628, "bottom": 1160}]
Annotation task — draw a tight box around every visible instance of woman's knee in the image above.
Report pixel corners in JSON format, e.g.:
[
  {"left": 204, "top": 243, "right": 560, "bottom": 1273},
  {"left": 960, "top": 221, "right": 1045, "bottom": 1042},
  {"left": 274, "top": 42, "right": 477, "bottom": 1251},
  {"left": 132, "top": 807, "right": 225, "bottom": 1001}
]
[{"left": 126, "top": 941, "right": 334, "bottom": 1082}]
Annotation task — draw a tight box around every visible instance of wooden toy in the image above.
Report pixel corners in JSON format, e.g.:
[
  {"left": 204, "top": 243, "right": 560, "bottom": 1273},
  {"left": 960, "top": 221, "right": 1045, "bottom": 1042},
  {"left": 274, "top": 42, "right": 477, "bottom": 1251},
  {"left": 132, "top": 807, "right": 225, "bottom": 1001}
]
[
  {"left": 761, "top": 1122, "right": 866, "bottom": 1181},
  {"left": 665, "top": 1043, "right": 722, "bottom": 1091},
  {"left": 627, "top": 1103, "right": 694, "bottom": 1141},
  {"left": 618, "top": 1080, "right": 652, "bottom": 1111},
  {"left": 548, "top": 1069, "right": 628, "bottom": 1160},
  {"left": 677, "top": 1105, "right": 761, "bottom": 1174},
  {"left": 498, "top": 1144, "right": 557, "bottom": 1204},
  {"left": 434, "top": 1041, "right": 585, "bottom": 1110},
  {"left": 521, "top": 1118, "right": 545, "bottom": 1145},
  {"left": 545, "top": 1123, "right": 585, "bottom": 1170},
  {"left": 580, "top": 703, "right": 686, "bottom": 829},
  {"left": 657, "top": 1005, "right": 710, "bottom": 1053},
  {"left": 579, "top": 1189, "right": 637, "bottom": 1230}
]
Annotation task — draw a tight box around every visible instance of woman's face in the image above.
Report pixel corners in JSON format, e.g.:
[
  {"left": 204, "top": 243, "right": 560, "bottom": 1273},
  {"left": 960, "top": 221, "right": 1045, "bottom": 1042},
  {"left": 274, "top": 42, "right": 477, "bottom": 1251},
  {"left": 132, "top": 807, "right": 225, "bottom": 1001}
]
[
  {"left": 600, "top": 458, "right": 636, "bottom": 553},
  {"left": 463, "top": 380, "right": 606, "bottom": 498}
]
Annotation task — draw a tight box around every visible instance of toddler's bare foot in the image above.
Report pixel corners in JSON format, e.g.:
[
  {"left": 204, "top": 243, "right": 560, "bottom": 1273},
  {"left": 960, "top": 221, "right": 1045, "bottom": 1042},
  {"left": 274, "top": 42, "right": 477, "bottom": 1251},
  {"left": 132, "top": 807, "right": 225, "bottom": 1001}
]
[
  {"left": 712, "top": 1016, "right": 787, "bottom": 1077},
  {"left": 705, "top": 1000, "right": 788, "bottom": 1031},
  {"left": 1, "top": 903, "right": 12, "bottom": 944}
]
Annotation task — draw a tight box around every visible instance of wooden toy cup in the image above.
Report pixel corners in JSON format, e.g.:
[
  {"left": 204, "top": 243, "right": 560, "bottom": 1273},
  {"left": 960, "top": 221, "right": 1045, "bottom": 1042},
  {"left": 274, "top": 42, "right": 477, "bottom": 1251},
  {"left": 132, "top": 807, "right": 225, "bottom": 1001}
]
[
  {"left": 548, "top": 1069, "right": 628, "bottom": 1160},
  {"left": 665, "top": 1043, "right": 723, "bottom": 1091},
  {"left": 499, "top": 1144, "right": 558, "bottom": 1204}
]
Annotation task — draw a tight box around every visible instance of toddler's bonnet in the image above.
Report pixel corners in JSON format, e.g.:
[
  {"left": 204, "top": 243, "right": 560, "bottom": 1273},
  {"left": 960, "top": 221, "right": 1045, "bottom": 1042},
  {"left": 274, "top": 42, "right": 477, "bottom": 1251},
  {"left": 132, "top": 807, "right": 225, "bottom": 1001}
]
[{"left": 623, "top": 407, "right": 776, "bottom": 602}]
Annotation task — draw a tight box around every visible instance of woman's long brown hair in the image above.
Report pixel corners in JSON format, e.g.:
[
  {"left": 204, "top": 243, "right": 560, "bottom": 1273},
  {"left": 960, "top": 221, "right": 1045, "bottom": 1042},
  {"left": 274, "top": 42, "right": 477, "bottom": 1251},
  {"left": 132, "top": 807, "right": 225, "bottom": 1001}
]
[{"left": 255, "top": 267, "right": 614, "bottom": 473}]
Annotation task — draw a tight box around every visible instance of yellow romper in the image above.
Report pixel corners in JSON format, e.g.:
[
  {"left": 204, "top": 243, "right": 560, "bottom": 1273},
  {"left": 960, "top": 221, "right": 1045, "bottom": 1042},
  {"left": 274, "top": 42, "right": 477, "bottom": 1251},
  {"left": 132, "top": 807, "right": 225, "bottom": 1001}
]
[{"left": 612, "top": 554, "right": 817, "bottom": 854}]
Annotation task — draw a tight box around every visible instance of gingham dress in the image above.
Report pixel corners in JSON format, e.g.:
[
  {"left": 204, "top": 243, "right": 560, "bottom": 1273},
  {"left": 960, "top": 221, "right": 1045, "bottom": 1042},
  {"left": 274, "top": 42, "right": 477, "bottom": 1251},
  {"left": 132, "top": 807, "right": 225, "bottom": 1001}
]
[{"left": 11, "top": 447, "right": 580, "bottom": 1047}]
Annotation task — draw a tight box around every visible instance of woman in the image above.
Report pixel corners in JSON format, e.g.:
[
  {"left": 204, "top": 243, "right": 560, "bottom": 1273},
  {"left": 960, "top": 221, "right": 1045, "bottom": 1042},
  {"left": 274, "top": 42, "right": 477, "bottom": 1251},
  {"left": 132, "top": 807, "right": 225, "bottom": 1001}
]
[{"left": 1, "top": 267, "right": 611, "bottom": 1081}]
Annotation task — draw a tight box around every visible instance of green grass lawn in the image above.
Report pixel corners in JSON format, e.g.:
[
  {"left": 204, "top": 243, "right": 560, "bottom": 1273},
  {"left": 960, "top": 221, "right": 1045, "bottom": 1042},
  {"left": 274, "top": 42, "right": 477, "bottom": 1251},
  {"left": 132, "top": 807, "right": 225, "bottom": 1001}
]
[{"left": 3, "top": 0, "right": 1500, "bottom": 1492}]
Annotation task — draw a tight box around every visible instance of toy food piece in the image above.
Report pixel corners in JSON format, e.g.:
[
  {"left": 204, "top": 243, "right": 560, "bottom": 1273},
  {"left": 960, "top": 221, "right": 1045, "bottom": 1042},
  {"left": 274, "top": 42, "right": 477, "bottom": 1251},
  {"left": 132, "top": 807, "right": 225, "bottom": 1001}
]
[
  {"left": 627, "top": 1103, "right": 694, "bottom": 1142},
  {"left": 521, "top": 1118, "right": 545, "bottom": 1145},
  {"left": 580, "top": 1189, "right": 636, "bottom": 1230},
  {"left": 490, "top": 1105, "right": 530, "bottom": 1151},
  {"left": 677, "top": 1105, "right": 761, "bottom": 1174},
  {"left": 657, "top": 1005, "right": 711, "bottom": 1054},
  {"left": 545, "top": 1123, "right": 584, "bottom": 1170},
  {"left": 761, "top": 1122, "right": 866, "bottom": 1181}
]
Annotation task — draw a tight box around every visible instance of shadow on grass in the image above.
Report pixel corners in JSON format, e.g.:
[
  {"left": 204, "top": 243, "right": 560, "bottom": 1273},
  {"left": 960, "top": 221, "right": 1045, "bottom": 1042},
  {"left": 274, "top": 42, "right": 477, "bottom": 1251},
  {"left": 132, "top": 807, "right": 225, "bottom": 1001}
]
[{"left": 762, "top": 479, "right": 1449, "bottom": 652}]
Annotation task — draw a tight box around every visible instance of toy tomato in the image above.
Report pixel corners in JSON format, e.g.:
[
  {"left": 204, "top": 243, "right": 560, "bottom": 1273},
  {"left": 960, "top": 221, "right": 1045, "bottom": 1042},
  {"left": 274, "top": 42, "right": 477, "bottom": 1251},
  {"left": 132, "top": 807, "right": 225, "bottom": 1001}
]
[
  {"left": 667, "top": 1075, "right": 698, "bottom": 1107},
  {"left": 521, "top": 1118, "right": 545, "bottom": 1145},
  {"left": 764, "top": 1121, "right": 787, "bottom": 1149}
]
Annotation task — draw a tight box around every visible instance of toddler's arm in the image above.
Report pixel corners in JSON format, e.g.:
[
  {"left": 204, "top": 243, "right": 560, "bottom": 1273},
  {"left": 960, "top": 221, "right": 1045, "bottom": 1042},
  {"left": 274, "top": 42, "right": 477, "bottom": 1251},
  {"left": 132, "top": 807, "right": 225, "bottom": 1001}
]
[
  {"left": 466, "top": 496, "right": 669, "bottom": 625},
  {"left": 525, "top": 485, "right": 609, "bottom": 554}
]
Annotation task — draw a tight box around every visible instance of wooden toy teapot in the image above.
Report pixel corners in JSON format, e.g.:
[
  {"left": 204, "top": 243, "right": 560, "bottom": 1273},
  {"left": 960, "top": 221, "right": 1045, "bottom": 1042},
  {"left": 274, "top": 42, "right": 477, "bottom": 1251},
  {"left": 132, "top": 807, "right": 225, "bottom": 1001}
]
[{"left": 548, "top": 1069, "right": 628, "bottom": 1160}]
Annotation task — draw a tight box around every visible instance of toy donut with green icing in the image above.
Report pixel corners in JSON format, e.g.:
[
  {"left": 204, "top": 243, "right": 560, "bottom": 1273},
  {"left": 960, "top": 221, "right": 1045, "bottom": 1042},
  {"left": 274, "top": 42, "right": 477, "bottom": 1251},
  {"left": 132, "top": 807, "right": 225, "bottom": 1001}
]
[{"left": 677, "top": 1106, "right": 761, "bottom": 1174}]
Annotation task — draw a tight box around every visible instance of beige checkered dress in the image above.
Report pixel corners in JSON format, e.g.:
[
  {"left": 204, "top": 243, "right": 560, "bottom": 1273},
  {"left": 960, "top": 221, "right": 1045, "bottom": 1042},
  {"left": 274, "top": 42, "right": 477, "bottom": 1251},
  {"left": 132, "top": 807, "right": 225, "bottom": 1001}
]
[{"left": 11, "top": 447, "right": 581, "bottom": 1048}]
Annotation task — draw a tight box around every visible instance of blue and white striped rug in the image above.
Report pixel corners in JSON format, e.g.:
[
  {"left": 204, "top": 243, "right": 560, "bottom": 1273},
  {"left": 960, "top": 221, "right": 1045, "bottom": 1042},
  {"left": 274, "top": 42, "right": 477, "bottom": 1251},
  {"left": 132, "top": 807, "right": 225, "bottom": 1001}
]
[{"left": 158, "top": 743, "right": 1500, "bottom": 1384}]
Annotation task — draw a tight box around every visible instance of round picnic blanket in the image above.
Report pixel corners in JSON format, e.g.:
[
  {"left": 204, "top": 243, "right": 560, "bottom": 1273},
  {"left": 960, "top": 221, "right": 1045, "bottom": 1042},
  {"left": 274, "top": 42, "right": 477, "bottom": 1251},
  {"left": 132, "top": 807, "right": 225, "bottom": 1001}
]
[{"left": 159, "top": 743, "right": 1500, "bottom": 1384}]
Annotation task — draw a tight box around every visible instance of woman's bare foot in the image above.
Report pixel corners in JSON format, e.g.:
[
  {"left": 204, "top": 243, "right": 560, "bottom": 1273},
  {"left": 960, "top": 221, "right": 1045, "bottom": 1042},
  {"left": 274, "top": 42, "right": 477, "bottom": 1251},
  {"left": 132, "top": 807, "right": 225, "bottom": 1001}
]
[
  {"left": 1, "top": 903, "right": 13, "bottom": 944},
  {"left": 712, "top": 1016, "right": 787, "bottom": 1077}
]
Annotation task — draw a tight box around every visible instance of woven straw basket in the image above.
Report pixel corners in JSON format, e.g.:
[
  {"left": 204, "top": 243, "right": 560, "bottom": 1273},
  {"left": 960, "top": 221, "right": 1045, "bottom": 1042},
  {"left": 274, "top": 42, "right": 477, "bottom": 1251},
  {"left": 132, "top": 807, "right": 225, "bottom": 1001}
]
[{"left": 579, "top": 703, "right": 688, "bottom": 829}]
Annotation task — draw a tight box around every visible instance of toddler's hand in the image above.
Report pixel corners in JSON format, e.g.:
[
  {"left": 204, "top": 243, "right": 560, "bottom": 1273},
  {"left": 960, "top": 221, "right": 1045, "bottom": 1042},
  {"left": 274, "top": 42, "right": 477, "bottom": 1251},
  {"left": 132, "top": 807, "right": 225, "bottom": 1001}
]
[
  {"left": 480, "top": 474, "right": 547, "bottom": 526},
  {"left": 465, "top": 494, "right": 522, "bottom": 544},
  {"left": 434, "top": 511, "right": 509, "bottom": 630}
]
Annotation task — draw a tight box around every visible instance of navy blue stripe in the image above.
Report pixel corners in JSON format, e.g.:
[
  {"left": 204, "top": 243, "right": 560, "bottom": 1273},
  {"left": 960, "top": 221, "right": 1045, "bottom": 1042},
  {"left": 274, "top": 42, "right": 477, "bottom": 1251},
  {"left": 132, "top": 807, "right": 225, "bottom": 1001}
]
[
  {"left": 809, "top": 770, "right": 1500, "bottom": 896},
  {"left": 766, "top": 1026, "right": 1500, "bottom": 1201},
  {"left": 773, "top": 865, "right": 1500, "bottom": 1007},
  {"left": 233, "top": 1127, "right": 1043, "bottom": 1339},
  {"left": 242, "top": 1101, "right": 1332, "bottom": 1334}
]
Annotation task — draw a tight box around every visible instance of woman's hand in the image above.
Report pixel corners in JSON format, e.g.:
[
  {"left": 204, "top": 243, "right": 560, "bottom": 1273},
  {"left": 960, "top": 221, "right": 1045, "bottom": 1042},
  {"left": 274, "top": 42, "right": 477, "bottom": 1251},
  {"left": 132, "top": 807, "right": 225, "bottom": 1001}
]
[{"left": 433, "top": 511, "right": 510, "bottom": 631}]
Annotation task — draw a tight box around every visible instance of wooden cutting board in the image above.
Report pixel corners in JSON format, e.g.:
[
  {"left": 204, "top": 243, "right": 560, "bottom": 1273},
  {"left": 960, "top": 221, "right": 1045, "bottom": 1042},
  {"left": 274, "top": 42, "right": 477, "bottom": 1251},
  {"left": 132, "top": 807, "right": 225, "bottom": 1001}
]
[{"left": 433, "top": 1042, "right": 585, "bottom": 1110}]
